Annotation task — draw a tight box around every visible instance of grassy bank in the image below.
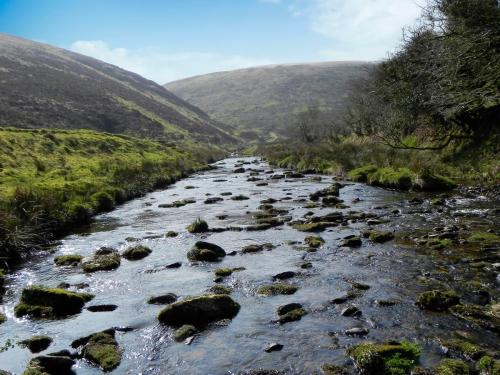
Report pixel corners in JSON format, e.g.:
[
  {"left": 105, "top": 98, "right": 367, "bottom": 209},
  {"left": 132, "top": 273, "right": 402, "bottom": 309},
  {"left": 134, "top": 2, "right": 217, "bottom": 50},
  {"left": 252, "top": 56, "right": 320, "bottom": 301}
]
[
  {"left": 0, "top": 128, "right": 226, "bottom": 262},
  {"left": 256, "top": 135, "right": 499, "bottom": 188}
]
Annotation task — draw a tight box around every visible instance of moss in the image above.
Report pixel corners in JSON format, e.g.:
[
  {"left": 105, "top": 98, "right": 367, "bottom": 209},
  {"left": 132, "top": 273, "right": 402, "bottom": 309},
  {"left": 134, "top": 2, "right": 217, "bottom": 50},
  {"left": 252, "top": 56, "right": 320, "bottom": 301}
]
[
  {"left": 322, "top": 364, "right": 348, "bottom": 375},
  {"left": 450, "top": 304, "right": 500, "bottom": 333},
  {"left": 416, "top": 290, "right": 460, "bottom": 311},
  {"left": 292, "top": 222, "right": 328, "bottom": 232},
  {"left": 14, "top": 286, "right": 94, "bottom": 318},
  {"left": 440, "top": 339, "right": 485, "bottom": 360},
  {"left": 82, "top": 331, "right": 121, "bottom": 372},
  {"left": 426, "top": 238, "right": 452, "bottom": 249},
  {"left": 209, "top": 285, "right": 232, "bottom": 295},
  {"left": 278, "top": 307, "right": 307, "bottom": 324},
  {"left": 187, "top": 218, "right": 209, "bottom": 233},
  {"left": 468, "top": 232, "right": 499, "bottom": 244},
  {"left": 172, "top": 325, "right": 197, "bottom": 342},
  {"left": 304, "top": 235, "right": 325, "bottom": 248},
  {"left": 82, "top": 251, "right": 121, "bottom": 273},
  {"left": 348, "top": 341, "right": 421, "bottom": 375},
  {"left": 257, "top": 283, "right": 298, "bottom": 296},
  {"left": 369, "top": 167, "right": 415, "bottom": 190},
  {"left": 435, "top": 359, "right": 469, "bottom": 375},
  {"left": 369, "top": 231, "right": 395, "bottom": 243},
  {"left": 477, "top": 355, "right": 500, "bottom": 375},
  {"left": 18, "top": 336, "right": 52, "bottom": 353},
  {"left": 122, "top": 245, "right": 152, "bottom": 260},
  {"left": 54, "top": 254, "right": 83, "bottom": 266},
  {"left": 214, "top": 268, "right": 233, "bottom": 277},
  {"left": 348, "top": 165, "right": 378, "bottom": 182},
  {"left": 187, "top": 241, "right": 226, "bottom": 262}
]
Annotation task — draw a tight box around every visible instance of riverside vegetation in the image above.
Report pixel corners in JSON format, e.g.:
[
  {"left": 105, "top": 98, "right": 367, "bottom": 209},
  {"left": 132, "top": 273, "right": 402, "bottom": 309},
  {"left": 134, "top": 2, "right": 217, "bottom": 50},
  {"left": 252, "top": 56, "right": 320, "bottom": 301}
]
[{"left": 0, "top": 128, "right": 225, "bottom": 263}]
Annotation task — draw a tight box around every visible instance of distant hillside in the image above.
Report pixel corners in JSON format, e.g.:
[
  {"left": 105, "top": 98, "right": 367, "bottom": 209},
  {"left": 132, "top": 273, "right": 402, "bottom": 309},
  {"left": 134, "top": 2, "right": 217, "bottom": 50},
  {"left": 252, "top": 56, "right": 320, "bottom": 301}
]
[
  {"left": 165, "top": 62, "right": 372, "bottom": 141},
  {"left": 0, "top": 33, "right": 235, "bottom": 144}
]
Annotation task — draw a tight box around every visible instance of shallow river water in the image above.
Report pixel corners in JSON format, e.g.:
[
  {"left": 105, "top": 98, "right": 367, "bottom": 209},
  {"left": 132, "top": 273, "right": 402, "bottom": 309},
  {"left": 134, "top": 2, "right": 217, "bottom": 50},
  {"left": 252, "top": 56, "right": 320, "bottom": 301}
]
[{"left": 0, "top": 157, "right": 498, "bottom": 374}]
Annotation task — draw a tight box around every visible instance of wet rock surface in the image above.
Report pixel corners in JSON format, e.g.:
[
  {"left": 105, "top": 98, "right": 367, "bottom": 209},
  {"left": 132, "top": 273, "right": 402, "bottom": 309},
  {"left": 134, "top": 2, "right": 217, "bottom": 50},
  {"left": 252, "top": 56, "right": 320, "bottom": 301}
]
[{"left": 1, "top": 157, "right": 499, "bottom": 374}]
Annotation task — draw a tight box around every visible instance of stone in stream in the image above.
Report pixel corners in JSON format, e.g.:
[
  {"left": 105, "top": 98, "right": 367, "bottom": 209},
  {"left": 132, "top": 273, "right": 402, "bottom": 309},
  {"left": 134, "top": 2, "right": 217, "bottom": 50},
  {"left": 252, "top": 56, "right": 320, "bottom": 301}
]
[
  {"left": 438, "top": 338, "right": 485, "bottom": 361},
  {"left": 158, "top": 294, "right": 240, "bottom": 328},
  {"left": 264, "top": 343, "right": 283, "bottom": 353},
  {"left": 322, "top": 364, "right": 349, "bottom": 375},
  {"left": 186, "top": 218, "right": 209, "bottom": 233},
  {"left": 166, "top": 231, "right": 178, "bottom": 237},
  {"left": 341, "top": 305, "right": 362, "bottom": 317},
  {"left": 14, "top": 286, "right": 94, "bottom": 319},
  {"left": 344, "top": 327, "right": 369, "bottom": 336},
  {"left": 22, "top": 355, "right": 75, "bottom": 375},
  {"left": 122, "top": 245, "right": 152, "bottom": 260},
  {"left": 416, "top": 290, "right": 460, "bottom": 311},
  {"left": 234, "top": 167, "right": 246, "bottom": 173},
  {"left": 304, "top": 235, "right": 325, "bottom": 248},
  {"left": 204, "top": 197, "right": 223, "bottom": 204},
  {"left": 187, "top": 241, "right": 226, "bottom": 262},
  {"left": 53, "top": 254, "right": 83, "bottom": 267},
  {"left": 166, "top": 262, "right": 182, "bottom": 269},
  {"left": 231, "top": 194, "right": 250, "bottom": 201},
  {"left": 257, "top": 283, "right": 298, "bottom": 296},
  {"left": 341, "top": 235, "right": 362, "bottom": 247},
  {"left": 172, "top": 325, "right": 198, "bottom": 342},
  {"left": 242, "top": 243, "right": 274, "bottom": 253},
  {"left": 276, "top": 303, "right": 307, "bottom": 324},
  {"left": 272, "top": 271, "right": 296, "bottom": 280},
  {"left": 81, "top": 331, "right": 122, "bottom": 372},
  {"left": 368, "top": 230, "right": 395, "bottom": 243},
  {"left": 86, "top": 304, "right": 118, "bottom": 312},
  {"left": 147, "top": 293, "right": 179, "bottom": 305},
  {"left": 82, "top": 248, "right": 121, "bottom": 273},
  {"left": 310, "top": 184, "right": 342, "bottom": 201},
  {"left": 18, "top": 335, "right": 53, "bottom": 353}
]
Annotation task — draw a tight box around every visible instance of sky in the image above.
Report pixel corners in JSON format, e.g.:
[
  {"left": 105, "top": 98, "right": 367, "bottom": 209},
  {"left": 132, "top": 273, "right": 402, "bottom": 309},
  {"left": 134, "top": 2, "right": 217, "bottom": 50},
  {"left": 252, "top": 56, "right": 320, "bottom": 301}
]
[{"left": 0, "top": 0, "right": 423, "bottom": 84}]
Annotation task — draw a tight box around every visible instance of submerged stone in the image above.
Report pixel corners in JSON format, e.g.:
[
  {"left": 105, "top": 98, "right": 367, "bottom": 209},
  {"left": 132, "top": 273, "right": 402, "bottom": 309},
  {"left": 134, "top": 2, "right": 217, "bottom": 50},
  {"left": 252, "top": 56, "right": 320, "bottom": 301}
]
[
  {"left": 148, "top": 293, "right": 178, "bottom": 305},
  {"left": 257, "top": 283, "right": 298, "bottom": 296},
  {"left": 158, "top": 294, "right": 240, "bottom": 327},
  {"left": 122, "top": 245, "right": 152, "bottom": 260},
  {"left": 82, "top": 249, "right": 121, "bottom": 273}
]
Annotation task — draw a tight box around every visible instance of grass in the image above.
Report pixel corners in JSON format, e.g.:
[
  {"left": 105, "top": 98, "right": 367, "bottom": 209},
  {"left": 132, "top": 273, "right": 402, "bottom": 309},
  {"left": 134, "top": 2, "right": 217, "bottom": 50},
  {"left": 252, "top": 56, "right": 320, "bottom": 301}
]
[{"left": 0, "top": 127, "right": 225, "bottom": 262}]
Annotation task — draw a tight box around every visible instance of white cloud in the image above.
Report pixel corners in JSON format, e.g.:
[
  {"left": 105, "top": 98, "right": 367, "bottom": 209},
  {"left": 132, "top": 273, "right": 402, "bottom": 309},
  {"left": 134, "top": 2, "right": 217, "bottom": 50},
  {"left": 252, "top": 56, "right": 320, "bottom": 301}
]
[
  {"left": 70, "top": 40, "right": 274, "bottom": 84},
  {"left": 293, "top": 0, "right": 422, "bottom": 60}
]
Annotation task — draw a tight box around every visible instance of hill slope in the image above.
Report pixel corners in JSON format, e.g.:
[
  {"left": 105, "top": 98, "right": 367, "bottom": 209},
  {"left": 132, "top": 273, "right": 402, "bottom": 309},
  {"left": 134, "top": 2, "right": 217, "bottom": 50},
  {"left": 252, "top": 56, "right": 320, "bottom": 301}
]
[
  {"left": 165, "top": 62, "right": 372, "bottom": 140},
  {"left": 0, "top": 33, "right": 234, "bottom": 144}
]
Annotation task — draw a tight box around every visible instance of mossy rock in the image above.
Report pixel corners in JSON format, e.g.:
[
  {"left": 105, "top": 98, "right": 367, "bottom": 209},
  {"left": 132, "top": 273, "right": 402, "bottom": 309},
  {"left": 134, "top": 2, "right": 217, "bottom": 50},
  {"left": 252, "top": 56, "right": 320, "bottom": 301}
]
[
  {"left": 158, "top": 294, "right": 240, "bottom": 327},
  {"left": 22, "top": 355, "right": 75, "bottom": 375},
  {"left": 416, "top": 174, "right": 456, "bottom": 191},
  {"left": 159, "top": 199, "right": 195, "bottom": 208},
  {"left": 214, "top": 268, "right": 233, "bottom": 277},
  {"left": 426, "top": 238, "right": 452, "bottom": 249},
  {"left": 186, "top": 218, "right": 209, "bottom": 233},
  {"left": 257, "top": 283, "right": 298, "bottom": 296},
  {"left": 172, "top": 324, "right": 198, "bottom": 342},
  {"left": 147, "top": 293, "right": 177, "bottom": 305},
  {"left": 347, "top": 341, "right": 421, "bottom": 375},
  {"left": 209, "top": 285, "right": 232, "bottom": 295},
  {"left": 19, "top": 336, "right": 53, "bottom": 353},
  {"left": 341, "top": 235, "right": 362, "bottom": 247},
  {"left": 0, "top": 313, "right": 6, "bottom": 324},
  {"left": 278, "top": 307, "right": 307, "bottom": 324},
  {"left": 82, "top": 331, "right": 121, "bottom": 372},
  {"left": 304, "top": 236, "right": 325, "bottom": 248},
  {"left": 467, "top": 232, "right": 499, "bottom": 245},
  {"left": 242, "top": 243, "right": 274, "bottom": 253},
  {"left": 435, "top": 359, "right": 469, "bottom": 375},
  {"left": 416, "top": 290, "right": 460, "bottom": 311},
  {"left": 476, "top": 355, "right": 500, "bottom": 375},
  {"left": 369, "top": 231, "right": 394, "bottom": 243},
  {"left": 440, "top": 339, "right": 485, "bottom": 360},
  {"left": 450, "top": 303, "right": 500, "bottom": 333},
  {"left": 187, "top": 241, "right": 226, "bottom": 262},
  {"left": 166, "top": 231, "right": 178, "bottom": 237},
  {"left": 231, "top": 195, "right": 250, "bottom": 201},
  {"left": 15, "top": 286, "right": 94, "bottom": 319},
  {"left": 292, "top": 222, "right": 329, "bottom": 232},
  {"left": 54, "top": 254, "right": 83, "bottom": 266},
  {"left": 82, "top": 250, "right": 121, "bottom": 273},
  {"left": 122, "top": 245, "right": 152, "bottom": 260}
]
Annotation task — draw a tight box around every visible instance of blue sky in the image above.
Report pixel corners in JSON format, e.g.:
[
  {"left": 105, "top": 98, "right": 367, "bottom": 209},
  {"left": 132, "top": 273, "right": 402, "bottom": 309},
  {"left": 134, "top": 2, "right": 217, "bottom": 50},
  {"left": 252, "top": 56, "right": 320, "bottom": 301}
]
[{"left": 0, "top": 0, "right": 422, "bottom": 83}]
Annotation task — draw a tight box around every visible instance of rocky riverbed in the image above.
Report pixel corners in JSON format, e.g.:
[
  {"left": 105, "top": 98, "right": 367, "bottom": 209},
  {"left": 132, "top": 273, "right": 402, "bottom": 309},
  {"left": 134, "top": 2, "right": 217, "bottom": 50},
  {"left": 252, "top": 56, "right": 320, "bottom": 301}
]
[{"left": 0, "top": 157, "right": 498, "bottom": 374}]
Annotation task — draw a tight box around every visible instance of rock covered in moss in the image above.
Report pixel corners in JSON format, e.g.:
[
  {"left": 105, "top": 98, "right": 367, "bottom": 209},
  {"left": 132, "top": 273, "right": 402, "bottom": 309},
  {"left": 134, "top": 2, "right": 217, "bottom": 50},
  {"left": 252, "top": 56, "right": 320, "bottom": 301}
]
[
  {"left": 277, "top": 303, "right": 307, "bottom": 324},
  {"left": 209, "top": 285, "right": 232, "bottom": 295},
  {"left": 158, "top": 294, "right": 240, "bottom": 327},
  {"left": 450, "top": 303, "right": 500, "bottom": 333},
  {"left": 186, "top": 218, "right": 209, "bottom": 233},
  {"left": 0, "top": 313, "right": 6, "bottom": 324},
  {"left": 82, "top": 248, "right": 121, "bottom": 273},
  {"left": 304, "top": 236, "right": 325, "bottom": 248},
  {"left": 368, "top": 231, "right": 394, "bottom": 243},
  {"left": 22, "top": 355, "right": 75, "bottom": 375},
  {"left": 257, "top": 283, "right": 298, "bottom": 296},
  {"left": 416, "top": 290, "right": 460, "bottom": 311},
  {"left": 242, "top": 243, "right": 274, "bottom": 253},
  {"left": 54, "top": 254, "right": 83, "bottom": 267},
  {"left": 439, "top": 339, "right": 485, "bottom": 360},
  {"left": 310, "top": 184, "right": 341, "bottom": 201},
  {"left": 14, "top": 286, "right": 93, "bottom": 319},
  {"left": 435, "top": 359, "right": 469, "bottom": 375},
  {"left": 122, "top": 245, "right": 152, "bottom": 260},
  {"left": 19, "top": 335, "right": 53, "bottom": 353},
  {"left": 347, "top": 341, "right": 421, "bottom": 375},
  {"left": 341, "top": 235, "right": 362, "bottom": 247},
  {"left": 322, "top": 364, "right": 348, "bottom": 375},
  {"left": 82, "top": 331, "right": 122, "bottom": 372},
  {"left": 214, "top": 268, "right": 232, "bottom": 277},
  {"left": 172, "top": 324, "right": 198, "bottom": 342},
  {"left": 187, "top": 241, "right": 226, "bottom": 262},
  {"left": 148, "top": 293, "right": 178, "bottom": 305}
]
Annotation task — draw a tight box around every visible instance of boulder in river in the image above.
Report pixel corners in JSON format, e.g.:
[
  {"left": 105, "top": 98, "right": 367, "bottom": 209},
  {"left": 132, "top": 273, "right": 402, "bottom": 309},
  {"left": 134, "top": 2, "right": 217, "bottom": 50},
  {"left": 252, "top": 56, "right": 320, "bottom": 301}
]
[
  {"left": 242, "top": 243, "right": 274, "bottom": 253},
  {"left": 54, "top": 254, "right": 83, "bottom": 267},
  {"left": 81, "top": 331, "right": 122, "bottom": 372},
  {"left": 341, "top": 235, "right": 362, "bottom": 247},
  {"left": 122, "top": 245, "right": 152, "bottom": 260},
  {"left": 347, "top": 341, "right": 421, "bottom": 375},
  {"left": 148, "top": 293, "right": 178, "bottom": 305},
  {"left": 368, "top": 230, "right": 395, "bottom": 243},
  {"left": 82, "top": 248, "right": 121, "bottom": 273},
  {"left": 172, "top": 324, "right": 198, "bottom": 342},
  {"left": 158, "top": 294, "right": 240, "bottom": 327},
  {"left": 22, "top": 355, "right": 75, "bottom": 375},
  {"left": 304, "top": 235, "right": 325, "bottom": 248},
  {"left": 186, "top": 218, "right": 209, "bottom": 233},
  {"left": 277, "top": 303, "right": 307, "bottom": 324},
  {"left": 416, "top": 290, "right": 460, "bottom": 311},
  {"left": 14, "top": 286, "right": 94, "bottom": 319},
  {"left": 310, "top": 183, "right": 342, "bottom": 201},
  {"left": 257, "top": 283, "right": 298, "bottom": 296},
  {"left": 187, "top": 241, "right": 226, "bottom": 262},
  {"left": 18, "top": 335, "right": 53, "bottom": 353}
]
